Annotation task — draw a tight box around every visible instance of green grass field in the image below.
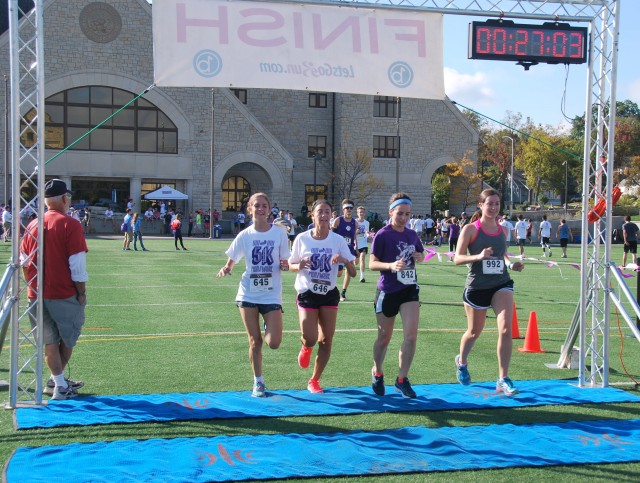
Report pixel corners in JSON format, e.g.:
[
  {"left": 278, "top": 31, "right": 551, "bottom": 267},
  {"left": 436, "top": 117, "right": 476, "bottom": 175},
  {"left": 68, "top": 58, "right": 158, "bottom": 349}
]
[{"left": 1, "top": 235, "right": 639, "bottom": 482}]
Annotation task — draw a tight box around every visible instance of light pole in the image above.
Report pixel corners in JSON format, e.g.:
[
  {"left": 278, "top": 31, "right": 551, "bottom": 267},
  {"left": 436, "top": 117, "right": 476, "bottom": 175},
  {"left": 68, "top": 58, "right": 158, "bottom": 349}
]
[
  {"left": 3, "top": 74, "right": 7, "bottom": 207},
  {"left": 313, "top": 152, "right": 321, "bottom": 203},
  {"left": 209, "top": 88, "right": 215, "bottom": 240},
  {"left": 502, "top": 135, "right": 514, "bottom": 217},
  {"left": 562, "top": 160, "right": 568, "bottom": 218}
]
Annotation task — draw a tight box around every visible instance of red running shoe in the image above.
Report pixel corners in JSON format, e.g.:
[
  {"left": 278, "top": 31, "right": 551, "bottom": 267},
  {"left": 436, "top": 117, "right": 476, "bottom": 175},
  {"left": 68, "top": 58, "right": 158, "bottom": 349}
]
[
  {"left": 298, "top": 346, "right": 313, "bottom": 369},
  {"left": 307, "top": 378, "right": 323, "bottom": 394}
]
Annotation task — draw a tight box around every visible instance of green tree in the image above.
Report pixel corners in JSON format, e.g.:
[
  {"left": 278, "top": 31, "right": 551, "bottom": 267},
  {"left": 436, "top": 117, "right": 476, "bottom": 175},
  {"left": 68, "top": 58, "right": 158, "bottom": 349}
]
[{"left": 431, "top": 169, "right": 450, "bottom": 212}]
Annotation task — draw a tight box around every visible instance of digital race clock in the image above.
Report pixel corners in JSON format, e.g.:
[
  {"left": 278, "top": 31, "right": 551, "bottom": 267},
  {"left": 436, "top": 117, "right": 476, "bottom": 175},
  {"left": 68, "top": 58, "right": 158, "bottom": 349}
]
[{"left": 468, "top": 20, "right": 588, "bottom": 65}]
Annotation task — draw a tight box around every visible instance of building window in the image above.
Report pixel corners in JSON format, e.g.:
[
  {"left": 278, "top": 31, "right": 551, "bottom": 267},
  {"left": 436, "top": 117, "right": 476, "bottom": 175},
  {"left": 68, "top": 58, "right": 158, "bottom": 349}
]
[
  {"left": 373, "top": 135, "right": 400, "bottom": 158},
  {"left": 20, "top": 86, "right": 178, "bottom": 154},
  {"left": 231, "top": 89, "right": 247, "bottom": 104},
  {"left": 373, "top": 96, "right": 400, "bottom": 118},
  {"left": 309, "top": 93, "right": 327, "bottom": 108},
  {"left": 305, "top": 184, "right": 327, "bottom": 206},
  {"left": 222, "top": 176, "right": 251, "bottom": 212},
  {"left": 308, "top": 135, "right": 327, "bottom": 158}
]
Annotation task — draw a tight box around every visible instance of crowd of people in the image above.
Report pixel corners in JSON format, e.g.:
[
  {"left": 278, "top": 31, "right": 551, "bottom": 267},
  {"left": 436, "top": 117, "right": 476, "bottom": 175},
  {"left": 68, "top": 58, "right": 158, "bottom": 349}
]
[{"left": 217, "top": 189, "right": 525, "bottom": 400}]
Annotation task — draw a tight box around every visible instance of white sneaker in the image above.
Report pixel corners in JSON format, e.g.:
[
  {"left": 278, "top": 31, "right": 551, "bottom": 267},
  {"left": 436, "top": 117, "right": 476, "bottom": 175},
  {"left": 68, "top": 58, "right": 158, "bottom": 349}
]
[{"left": 252, "top": 381, "right": 267, "bottom": 398}]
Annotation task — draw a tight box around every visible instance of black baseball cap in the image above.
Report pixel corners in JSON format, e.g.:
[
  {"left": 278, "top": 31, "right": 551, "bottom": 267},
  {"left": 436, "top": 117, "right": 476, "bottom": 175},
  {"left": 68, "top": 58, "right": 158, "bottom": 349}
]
[{"left": 44, "top": 179, "right": 72, "bottom": 198}]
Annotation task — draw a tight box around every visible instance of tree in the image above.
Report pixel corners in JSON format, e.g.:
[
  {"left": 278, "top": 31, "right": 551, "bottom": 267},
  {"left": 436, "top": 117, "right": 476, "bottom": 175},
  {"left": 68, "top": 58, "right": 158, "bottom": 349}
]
[
  {"left": 446, "top": 150, "right": 482, "bottom": 211},
  {"left": 431, "top": 169, "right": 450, "bottom": 212},
  {"left": 517, "top": 127, "right": 578, "bottom": 203},
  {"left": 332, "top": 146, "right": 385, "bottom": 203}
]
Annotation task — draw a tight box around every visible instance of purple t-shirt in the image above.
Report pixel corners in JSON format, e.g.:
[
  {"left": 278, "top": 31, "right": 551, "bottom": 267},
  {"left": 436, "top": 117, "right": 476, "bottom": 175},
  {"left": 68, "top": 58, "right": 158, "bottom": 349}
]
[{"left": 371, "top": 224, "right": 425, "bottom": 293}]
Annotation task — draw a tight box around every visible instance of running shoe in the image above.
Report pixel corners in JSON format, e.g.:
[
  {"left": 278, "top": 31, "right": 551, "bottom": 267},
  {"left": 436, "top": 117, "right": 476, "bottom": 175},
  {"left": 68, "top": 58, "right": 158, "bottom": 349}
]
[
  {"left": 52, "top": 384, "right": 78, "bottom": 400},
  {"left": 307, "top": 378, "right": 323, "bottom": 394},
  {"left": 455, "top": 355, "right": 471, "bottom": 386},
  {"left": 394, "top": 377, "right": 417, "bottom": 399},
  {"left": 298, "top": 345, "right": 313, "bottom": 369},
  {"left": 340, "top": 290, "right": 347, "bottom": 302},
  {"left": 252, "top": 381, "right": 267, "bottom": 398},
  {"left": 44, "top": 377, "right": 84, "bottom": 396},
  {"left": 360, "top": 277, "right": 365, "bottom": 283},
  {"left": 548, "top": 249, "right": 552, "bottom": 257},
  {"left": 496, "top": 376, "right": 519, "bottom": 396},
  {"left": 371, "top": 368, "right": 385, "bottom": 396}
]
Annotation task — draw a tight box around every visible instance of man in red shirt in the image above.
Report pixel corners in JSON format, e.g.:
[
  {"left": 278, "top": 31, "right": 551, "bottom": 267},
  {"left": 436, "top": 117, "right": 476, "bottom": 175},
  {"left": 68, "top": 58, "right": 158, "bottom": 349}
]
[{"left": 21, "top": 179, "right": 89, "bottom": 400}]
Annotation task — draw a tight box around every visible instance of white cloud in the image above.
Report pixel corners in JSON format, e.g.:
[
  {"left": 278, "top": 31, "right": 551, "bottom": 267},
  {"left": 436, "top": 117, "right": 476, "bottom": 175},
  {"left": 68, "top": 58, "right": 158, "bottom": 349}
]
[
  {"left": 443, "top": 67, "right": 496, "bottom": 108},
  {"left": 624, "top": 78, "right": 640, "bottom": 104}
]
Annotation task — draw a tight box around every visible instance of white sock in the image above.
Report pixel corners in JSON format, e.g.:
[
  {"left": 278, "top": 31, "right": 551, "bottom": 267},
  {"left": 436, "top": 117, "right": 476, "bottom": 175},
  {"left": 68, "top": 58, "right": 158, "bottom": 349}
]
[
  {"left": 52, "top": 373, "right": 67, "bottom": 388},
  {"left": 254, "top": 375, "right": 264, "bottom": 384}
]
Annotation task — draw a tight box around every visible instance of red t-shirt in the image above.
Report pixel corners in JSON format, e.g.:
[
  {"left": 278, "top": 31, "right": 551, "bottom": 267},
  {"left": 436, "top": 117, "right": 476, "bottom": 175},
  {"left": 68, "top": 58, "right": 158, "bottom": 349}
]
[{"left": 21, "top": 210, "right": 88, "bottom": 299}]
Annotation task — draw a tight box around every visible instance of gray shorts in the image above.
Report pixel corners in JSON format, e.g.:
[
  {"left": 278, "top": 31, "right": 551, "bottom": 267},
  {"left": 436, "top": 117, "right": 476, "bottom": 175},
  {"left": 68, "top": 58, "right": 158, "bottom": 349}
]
[{"left": 42, "top": 296, "right": 86, "bottom": 347}]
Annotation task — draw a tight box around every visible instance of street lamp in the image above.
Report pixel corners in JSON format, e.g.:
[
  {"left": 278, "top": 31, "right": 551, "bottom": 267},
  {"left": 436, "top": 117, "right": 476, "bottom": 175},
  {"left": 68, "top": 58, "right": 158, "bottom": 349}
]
[
  {"left": 502, "top": 135, "right": 514, "bottom": 217},
  {"left": 562, "top": 160, "right": 568, "bottom": 218},
  {"left": 313, "top": 152, "right": 322, "bottom": 203}
]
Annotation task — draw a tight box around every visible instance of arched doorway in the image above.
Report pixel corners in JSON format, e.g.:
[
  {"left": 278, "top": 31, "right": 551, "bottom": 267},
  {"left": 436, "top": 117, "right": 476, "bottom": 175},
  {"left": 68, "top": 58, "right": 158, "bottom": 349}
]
[{"left": 431, "top": 166, "right": 450, "bottom": 216}]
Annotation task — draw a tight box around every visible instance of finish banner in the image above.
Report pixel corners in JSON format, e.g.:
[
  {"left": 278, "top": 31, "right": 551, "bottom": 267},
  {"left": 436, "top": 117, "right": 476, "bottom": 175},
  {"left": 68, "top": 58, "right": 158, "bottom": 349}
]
[{"left": 153, "top": 0, "right": 445, "bottom": 99}]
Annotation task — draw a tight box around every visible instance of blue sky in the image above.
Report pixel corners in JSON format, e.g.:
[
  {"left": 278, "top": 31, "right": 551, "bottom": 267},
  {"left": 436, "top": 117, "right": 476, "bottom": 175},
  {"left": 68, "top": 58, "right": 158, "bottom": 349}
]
[{"left": 443, "top": 3, "right": 639, "bottom": 128}]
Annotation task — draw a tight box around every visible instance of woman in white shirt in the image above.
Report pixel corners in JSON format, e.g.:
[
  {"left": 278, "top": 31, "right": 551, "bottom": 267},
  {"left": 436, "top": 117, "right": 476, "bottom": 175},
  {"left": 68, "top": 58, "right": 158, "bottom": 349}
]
[
  {"left": 289, "top": 199, "right": 356, "bottom": 394},
  {"left": 217, "top": 193, "right": 290, "bottom": 398}
]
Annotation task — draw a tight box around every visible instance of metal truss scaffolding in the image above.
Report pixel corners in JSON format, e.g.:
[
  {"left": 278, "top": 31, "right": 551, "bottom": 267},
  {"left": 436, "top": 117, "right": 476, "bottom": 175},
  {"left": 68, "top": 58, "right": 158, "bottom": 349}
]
[
  {"left": 3, "top": 0, "right": 619, "bottom": 407},
  {"left": 5, "top": 0, "right": 45, "bottom": 408}
]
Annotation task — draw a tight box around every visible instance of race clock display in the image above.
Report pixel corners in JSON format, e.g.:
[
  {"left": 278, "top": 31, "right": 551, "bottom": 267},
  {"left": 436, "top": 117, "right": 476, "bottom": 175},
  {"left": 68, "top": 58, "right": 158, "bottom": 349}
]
[{"left": 469, "top": 20, "right": 588, "bottom": 65}]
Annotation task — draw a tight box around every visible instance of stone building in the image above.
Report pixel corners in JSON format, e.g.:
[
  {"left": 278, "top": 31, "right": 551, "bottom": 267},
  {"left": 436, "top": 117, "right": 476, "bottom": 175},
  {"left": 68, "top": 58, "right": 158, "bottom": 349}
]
[{"left": 0, "top": 0, "right": 478, "bottom": 225}]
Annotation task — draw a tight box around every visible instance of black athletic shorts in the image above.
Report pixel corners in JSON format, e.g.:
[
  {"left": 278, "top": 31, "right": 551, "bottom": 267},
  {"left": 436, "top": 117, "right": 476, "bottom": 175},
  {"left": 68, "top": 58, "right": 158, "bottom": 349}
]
[
  {"left": 462, "top": 280, "right": 514, "bottom": 310},
  {"left": 374, "top": 284, "right": 420, "bottom": 318}
]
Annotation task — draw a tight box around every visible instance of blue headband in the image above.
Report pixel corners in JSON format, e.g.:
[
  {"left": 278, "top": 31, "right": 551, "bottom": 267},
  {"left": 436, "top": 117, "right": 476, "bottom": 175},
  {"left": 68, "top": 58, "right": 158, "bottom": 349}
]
[{"left": 389, "top": 198, "right": 412, "bottom": 210}]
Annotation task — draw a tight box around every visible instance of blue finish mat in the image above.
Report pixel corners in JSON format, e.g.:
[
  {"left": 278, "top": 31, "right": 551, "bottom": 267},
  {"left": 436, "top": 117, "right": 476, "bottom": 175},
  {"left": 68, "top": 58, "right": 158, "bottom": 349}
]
[
  {"left": 6, "top": 418, "right": 640, "bottom": 482},
  {"left": 14, "top": 379, "right": 640, "bottom": 429}
]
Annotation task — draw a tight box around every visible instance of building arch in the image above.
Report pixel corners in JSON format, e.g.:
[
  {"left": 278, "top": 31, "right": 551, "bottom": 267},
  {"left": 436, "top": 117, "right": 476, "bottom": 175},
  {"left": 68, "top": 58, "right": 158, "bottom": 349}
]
[{"left": 216, "top": 151, "right": 286, "bottom": 210}]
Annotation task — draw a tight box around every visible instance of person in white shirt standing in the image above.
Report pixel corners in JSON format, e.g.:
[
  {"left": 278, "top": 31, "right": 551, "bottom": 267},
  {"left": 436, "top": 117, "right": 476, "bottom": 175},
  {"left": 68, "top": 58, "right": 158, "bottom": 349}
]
[
  {"left": 539, "top": 215, "right": 553, "bottom": 257},
  {"left": 355, "top": 206, "right": 370, "bottom": 283},
  {"left": 424, "top": 215, "right": 435, "bottom": 243},
  {"left": 499, "top": 215, "right": 515, "bottom": 247},
  {"left": 2, "top": 206, "right": 12, "bottom": 241},
  {"left": 514, "top": 214, "right": 528, "bottom": 256}
]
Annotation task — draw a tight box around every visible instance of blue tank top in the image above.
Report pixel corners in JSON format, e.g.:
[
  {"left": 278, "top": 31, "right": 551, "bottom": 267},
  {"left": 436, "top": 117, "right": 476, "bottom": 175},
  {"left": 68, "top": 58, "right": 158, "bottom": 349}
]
[{"left": 465, "top": 220, "right": 511, "bottom": 290}]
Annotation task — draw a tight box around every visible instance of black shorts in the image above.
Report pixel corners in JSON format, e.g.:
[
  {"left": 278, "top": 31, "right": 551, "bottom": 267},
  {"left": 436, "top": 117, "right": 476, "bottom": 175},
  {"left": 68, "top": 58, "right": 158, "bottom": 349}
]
[
  {"left": 624, "top": 241, "right": 638, "bottom": 254},
  {"left": 542, "top": 237, "right": 550, "bottom": 245},
  {"left": 297, "top": 287, "right": 340, "bottom": 310},
  {"left": 517, "top": 238, "right": 526, "bottom": 247},
  {"left": 560, "top": 238, "right": 569, "bottom": 248},
  {"left": 374, "top": 284, "right": 420, "bottom": 318},
  {"left": 236, "top": 301, "right": 282, "bottom": 315},
  {"left": 462, "top": 280, "right": 514, "bottom": 310},
  {"left": 358, "top": 247, "right": 369, "bottom": 254}
]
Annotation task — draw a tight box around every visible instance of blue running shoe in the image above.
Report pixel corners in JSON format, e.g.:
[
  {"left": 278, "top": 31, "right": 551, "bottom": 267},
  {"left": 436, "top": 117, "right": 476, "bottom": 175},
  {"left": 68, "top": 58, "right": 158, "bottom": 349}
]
[
  {"left": 496, "top": 376, "right": 519, "bottom": 396},
  {"left": 455, "top": 355, "right": 471, "bottom": 386}
]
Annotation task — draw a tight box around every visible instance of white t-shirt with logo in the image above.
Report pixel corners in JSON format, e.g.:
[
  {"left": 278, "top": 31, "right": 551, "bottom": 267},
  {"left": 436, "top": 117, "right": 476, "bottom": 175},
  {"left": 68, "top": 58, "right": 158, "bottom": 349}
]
[
  {"left": 289, "top": 230, "right": 355, "bottom": 294},
  {"left": 225, "top": 225, "right": 290, "bottom": 304}
]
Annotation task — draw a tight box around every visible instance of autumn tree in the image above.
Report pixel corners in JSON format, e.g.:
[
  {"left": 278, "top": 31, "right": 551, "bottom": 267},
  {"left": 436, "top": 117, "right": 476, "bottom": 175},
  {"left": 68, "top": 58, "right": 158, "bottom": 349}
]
[
  {"left": 332, "top": 146, "right": 385, "bottom": 203},
  {"left": 446, "top": 150, "right": 482, "bottom": 211}
]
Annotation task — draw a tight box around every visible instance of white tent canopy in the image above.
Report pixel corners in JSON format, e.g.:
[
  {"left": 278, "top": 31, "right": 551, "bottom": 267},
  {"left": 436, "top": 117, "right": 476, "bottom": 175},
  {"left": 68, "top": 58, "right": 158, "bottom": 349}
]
[{"left": 144, "top": 185, "right": 188, "bottom": 200}]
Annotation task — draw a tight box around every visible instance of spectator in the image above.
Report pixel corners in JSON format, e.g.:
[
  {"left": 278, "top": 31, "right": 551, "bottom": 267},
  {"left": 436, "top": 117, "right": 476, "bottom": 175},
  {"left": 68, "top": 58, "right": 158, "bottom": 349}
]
[
  {"left": 122, "top": 208, "right": 133, "bottom": 251},
  {"left": 20, "top": 179, "right": 88, "bottom": 400},
  {"left": 171, "top": 213, "right": 188, "bottom": 250},
  {"left": 132, "top": 212, "right": 148, "bottom": 251},
  {"left": 2, "top": 206, "right": 12, "bottom": 241}
]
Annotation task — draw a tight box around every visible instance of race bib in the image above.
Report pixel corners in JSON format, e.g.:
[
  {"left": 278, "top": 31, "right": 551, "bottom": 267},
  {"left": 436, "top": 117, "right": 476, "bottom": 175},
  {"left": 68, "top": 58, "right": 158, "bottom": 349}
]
[
  {"left": 482, "top": 259, "right": 504, "bottom": 275},
  {"left": 249, "top": 274, "right": 273, "bottom": 292},
  {"left": 397, "top": 268, "right": 417, "bottom": 285},
  {"left": 311, "top": 279, "right": 331, "bottom": 294}
]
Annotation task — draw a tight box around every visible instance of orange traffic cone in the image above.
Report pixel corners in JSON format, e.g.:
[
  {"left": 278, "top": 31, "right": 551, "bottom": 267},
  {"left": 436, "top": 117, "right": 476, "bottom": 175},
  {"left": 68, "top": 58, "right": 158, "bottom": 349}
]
[
  {"left": 518, "top": 311, "right": 545, "bottom": 353},
  {"left": 512, "top": 302, "right": 522, "bottom": 339}
]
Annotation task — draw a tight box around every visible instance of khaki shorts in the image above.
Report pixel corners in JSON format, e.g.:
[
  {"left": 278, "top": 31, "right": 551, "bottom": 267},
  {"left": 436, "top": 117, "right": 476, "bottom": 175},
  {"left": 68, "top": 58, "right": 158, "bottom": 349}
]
[{"left": 42, "top": 296, "right": 86, "bottom": 347}]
